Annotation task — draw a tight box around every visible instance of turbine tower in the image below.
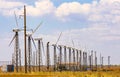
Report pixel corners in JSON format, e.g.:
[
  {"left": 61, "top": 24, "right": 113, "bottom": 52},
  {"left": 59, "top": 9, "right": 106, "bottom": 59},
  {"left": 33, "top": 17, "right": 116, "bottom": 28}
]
[
  {"left": 26, "top": 21, "right": 43, "bottom": 72},
  {"left": 52, "top": 32, "right": 62, "bottom": 71},
  {"left": 9, "top": 12, "right": 22, "bottom": 72}
]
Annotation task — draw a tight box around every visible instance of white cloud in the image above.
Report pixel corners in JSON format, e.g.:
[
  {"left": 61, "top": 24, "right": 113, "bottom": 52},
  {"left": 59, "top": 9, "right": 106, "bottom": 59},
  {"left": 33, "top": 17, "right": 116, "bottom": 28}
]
[
  {"left": 1, "top": 0, "right": 120, "bottom": 22},
  {"left": 1, "top": 8, "right": 23, "bottom": 16},
  {"left": 55, "top": 2, "right": 91, "bottom": 19},
  {"left": 100, "top": 0, "right": 120, "bottom": 4},
  {"left": 0, "top": 0, "right": 25, "bottom": 16},
  {"left": 87, "top": 0, "right": 120, "bottom": 26},
  {"left": 0, "top": 0, "right": 24, "bottom": 9},
  {"left": 88, "top": 14, "right": 103, "bottom": 22},
  {"left": 0, "top": 0, "right": 56, "bottom": 16},
  {"left": 26, "top": 0, "right": 56, "bottom": 16}
]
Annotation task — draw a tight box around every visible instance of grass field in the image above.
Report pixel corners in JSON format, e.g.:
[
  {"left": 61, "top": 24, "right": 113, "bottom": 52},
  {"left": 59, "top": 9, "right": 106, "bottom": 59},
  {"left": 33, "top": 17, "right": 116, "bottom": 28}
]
[
  {"left": 0, "top": 66, "right": 120, "bottom": 77},
  {"left": 0, "top": 71, "right": 120, "bottom": 77}
]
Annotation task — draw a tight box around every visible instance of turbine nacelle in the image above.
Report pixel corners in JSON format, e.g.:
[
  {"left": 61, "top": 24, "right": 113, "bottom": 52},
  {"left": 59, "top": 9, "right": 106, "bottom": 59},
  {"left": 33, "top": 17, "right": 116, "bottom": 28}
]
[
  {"left": 26, "top": 33, "right": 32, "bottom": 37},
  {"left": 13, "top": 28, "right": 21, "bottom": 32},
  {"left": 34, "top": 38, "right": 42, "bottom": 41}
]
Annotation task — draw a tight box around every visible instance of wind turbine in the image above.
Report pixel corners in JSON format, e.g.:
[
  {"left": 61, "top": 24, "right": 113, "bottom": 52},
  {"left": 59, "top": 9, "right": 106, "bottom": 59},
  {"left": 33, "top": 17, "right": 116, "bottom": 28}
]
[
  {"left": 67, "top": 47, "right": 72, "bottom": 70},
  {"left": 9, "top": 12, "right": 22, "bottom": 72},
  {"left": 46, "top": 42, "right": 50, "bottom": 71},
  {"left": 79, "top": 50, "right": 82, "bottom": 71},
  {"left": 34, "top": 37, "right": 45, "bottom": 72},
  {"left": 76, "top": 49, "right": 79, "bottom": 70},
  {"left": 71, "top": 40, "right": 76, "bottom": 71},
  {"left": 52, "top": 32, "right": 62, "bottom": 71},
  {"left": 63, "top": 46, "right": 67, "bottom": 68},
  {"left": 95, "top": 51, "right": 97, "bottom": 70},
  {"left": 26, "top": 21, "right": 43, "bottom": 72}
]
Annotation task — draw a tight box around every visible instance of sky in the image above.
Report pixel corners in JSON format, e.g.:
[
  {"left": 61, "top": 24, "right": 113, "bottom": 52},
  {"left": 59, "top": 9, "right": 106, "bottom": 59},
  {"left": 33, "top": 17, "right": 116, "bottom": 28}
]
[{"left": 0, "top": 0, "right": 120, "bottom": 65}]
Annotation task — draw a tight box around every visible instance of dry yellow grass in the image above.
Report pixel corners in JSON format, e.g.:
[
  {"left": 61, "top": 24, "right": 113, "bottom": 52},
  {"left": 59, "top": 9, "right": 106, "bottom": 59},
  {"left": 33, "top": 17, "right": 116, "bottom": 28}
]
[
  {"left": 0, "top": 66, "right": 120, "bottom": 77},
  {"left": 0, "top": 71, "right": 120, "bottom": 77}
]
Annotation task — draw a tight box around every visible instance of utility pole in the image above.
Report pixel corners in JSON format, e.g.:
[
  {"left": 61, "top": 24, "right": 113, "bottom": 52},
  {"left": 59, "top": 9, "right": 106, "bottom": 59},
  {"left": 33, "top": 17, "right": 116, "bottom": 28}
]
[{"left": 24, "top": 5, "right": 27, "bottom": 73}]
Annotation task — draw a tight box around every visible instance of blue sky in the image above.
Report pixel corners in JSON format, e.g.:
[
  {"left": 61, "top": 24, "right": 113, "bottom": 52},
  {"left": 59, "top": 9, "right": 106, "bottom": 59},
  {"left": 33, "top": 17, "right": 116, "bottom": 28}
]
[
  {"left": 0, "top": 0, "right": 120, "bottom": 65},
  {"left": 19, "top": 0, "right": 94, "bottom": 6}
]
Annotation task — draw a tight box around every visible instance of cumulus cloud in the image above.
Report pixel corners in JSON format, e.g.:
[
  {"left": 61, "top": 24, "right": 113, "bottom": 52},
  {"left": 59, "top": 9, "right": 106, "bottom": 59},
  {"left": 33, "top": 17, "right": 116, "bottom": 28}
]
[
  {"left": 1, "top": 0, "right": 120, "bottom": 21},
  {"left": 26, "top": 0, "right": 56, "bottom": 16},
  {"left": 54, "top": 0, "right": 120, "bottom": 23},
  {"left": 88, "top": 0, "right": 120, "bottom": 23},
  {"left": 0, "top": 0, "right": 24, "bottom": 9},
  {"left": 0, "top": 0, "right": 56, "bottom": 16},
  {"left": 0, "top": 0, "right": 25, "bottom": 16},
  {"left": 55, "top": 2, "right": 91, "bottom": 19},
  {"left": 100, "top": 0, "right": 120, "bottom": 4}
]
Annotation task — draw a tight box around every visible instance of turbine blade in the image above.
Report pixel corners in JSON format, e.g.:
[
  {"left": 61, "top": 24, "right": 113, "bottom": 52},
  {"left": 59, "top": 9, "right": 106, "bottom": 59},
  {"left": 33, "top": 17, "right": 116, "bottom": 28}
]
[
  {"left": 31, "top": 37, "right": 37, "bottom": 51},
  {"left": 41, "top": 40, "right": 44, "bottom": 65},
  {"left": 9, "top": 34, "right": 16, "bottom": 46},
  {"left": 72, "top": 40, "right": 75, "bottom": 47},
  {"left": 14, "top": 11, "right": 19, "bottom": 27},
  {"left": 41, "top": 40, "right": 45, "bottom": 56},
  {"left": 56, "top": 32, "right": 62, "bottom": 45},
  {"left": 32, "top": 21, "right": 43, "bottom": 35}
]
